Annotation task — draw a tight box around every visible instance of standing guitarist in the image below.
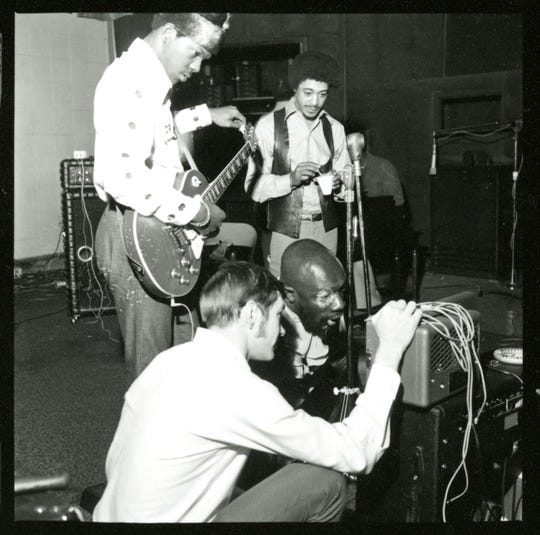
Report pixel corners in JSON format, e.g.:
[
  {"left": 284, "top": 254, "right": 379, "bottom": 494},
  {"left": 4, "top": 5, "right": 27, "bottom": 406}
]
[{"left": 93, "top": 13, "right": 246, "bottom": 385}]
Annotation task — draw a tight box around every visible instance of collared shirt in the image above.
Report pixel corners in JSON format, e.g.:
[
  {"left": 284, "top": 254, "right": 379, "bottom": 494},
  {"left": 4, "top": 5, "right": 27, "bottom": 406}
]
[
  {"left": 93, "top": 327, "right": 400, "bottom": 523},
  {"left": 245, "top": 97, "right": 351, "bottom": 213},
  {"left": 281, "top": 305, "right": 329, "bottom": 376},
  {"left": 361, "top": 151, "right": 405, "bottom": 206},
  {"left": 93, "top": 38, "right": 212, "bottom": 225}
]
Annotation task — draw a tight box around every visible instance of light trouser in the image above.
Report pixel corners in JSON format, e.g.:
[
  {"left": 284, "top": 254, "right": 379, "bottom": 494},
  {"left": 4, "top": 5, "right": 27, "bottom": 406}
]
[
  {"left": 266, "top": 221, "right": 338, "bottom": 277},
  {"left": 214, "top": 462, "right": 347, "bottom": 522}
]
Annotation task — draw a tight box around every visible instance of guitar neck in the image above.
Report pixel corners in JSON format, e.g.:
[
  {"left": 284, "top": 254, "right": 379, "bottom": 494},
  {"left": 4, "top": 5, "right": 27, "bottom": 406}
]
[{"left": 203, "top": 142, "right": 253, "bottom": 204}]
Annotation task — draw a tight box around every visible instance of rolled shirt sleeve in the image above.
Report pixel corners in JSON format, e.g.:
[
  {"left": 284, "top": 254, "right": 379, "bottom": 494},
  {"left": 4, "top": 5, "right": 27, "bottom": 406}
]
[
  {"left": 245, "top": 107, "right": 351, "bottom": 204},
  {"left": 245, "top": 114, "right": 293, "bottom": 203}
]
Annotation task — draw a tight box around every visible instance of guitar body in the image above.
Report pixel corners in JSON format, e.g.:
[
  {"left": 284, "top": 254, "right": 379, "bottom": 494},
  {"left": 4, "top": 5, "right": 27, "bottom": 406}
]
[
  {"left": 122, "top": 169, "right": 209, "bottom": 300},
  {"left": 121, "top": 124, "right": 257, "bottom": 300}
]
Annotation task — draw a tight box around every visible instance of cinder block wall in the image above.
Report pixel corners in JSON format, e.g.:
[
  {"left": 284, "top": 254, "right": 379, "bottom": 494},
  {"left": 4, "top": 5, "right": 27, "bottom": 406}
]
[{"left": 14, "top": 13, "right": 110, "bottom": 260}]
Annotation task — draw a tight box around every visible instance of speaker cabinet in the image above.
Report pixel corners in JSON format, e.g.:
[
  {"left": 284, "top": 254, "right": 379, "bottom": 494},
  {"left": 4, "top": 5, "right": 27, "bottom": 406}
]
[
  {"left": 355, "top": 368, "right": 522, "bottom": 522},
  {"left": 61, "top": 159, "right": 115, "bottom": 322},
  {"left": 431, "top": 166, "right": 518, "bottom": 279}
]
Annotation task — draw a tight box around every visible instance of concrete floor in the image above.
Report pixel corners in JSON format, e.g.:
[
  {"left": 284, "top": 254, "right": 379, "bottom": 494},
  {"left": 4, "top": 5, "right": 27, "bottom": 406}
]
[{"left": 13, "top": 264, "right": 523, "bottom": 519}]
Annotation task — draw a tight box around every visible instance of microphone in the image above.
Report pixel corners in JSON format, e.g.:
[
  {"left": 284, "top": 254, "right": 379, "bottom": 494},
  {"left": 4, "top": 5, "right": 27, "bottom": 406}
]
[
  {"left": 429, "top": 134, "right": 437, "bottom": 176},
  {"left": 346, "top": 133, "right": 365, "bottom": 178},
  {"left": 342, "top": 164, "right": 354, "bottom": 203},
  {"left": 342, "top": 164, "right": 354, "bottom": 190}
]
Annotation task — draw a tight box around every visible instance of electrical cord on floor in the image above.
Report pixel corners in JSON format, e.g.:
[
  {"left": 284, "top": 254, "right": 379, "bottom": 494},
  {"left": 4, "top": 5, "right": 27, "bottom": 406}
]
[
  {"left": 14, "top": 271, "right": 66, "bottom": 292},
  {"left": 14, "top": 307, "right": 67, "bottom": 326}
]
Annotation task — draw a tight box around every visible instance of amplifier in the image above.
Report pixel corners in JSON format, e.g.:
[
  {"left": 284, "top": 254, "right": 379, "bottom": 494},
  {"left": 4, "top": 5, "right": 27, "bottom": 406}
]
[
  {"left": 61, "top": 157, "right": 95, "bottom": 189},
  {"left": 366, "top": 309, "right": 480, "bottom": 407},
  {"left": 60, "top": 159, "right": 115, "bottom": 322},
  {"left": 356, "top": 367, "right": 522, "bottom": 522}
]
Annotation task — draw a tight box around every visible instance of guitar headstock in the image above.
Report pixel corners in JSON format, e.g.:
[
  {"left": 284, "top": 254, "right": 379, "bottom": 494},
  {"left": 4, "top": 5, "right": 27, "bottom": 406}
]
[{"left": 241, "top": 123, "right": 257, "bottom": 152}]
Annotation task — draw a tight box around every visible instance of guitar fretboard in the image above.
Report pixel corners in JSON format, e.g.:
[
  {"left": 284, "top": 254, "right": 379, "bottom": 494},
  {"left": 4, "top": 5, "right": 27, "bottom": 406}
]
[{"left": 203, "top": 138, "right": 254, "bottom": 204}]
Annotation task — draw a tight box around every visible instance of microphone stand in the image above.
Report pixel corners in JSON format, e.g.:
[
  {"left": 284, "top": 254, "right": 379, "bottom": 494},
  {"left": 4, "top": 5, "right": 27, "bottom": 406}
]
[
  {"left": 433, "top": 119, "right": 523, "bottom": 291},
  {"left": 343, "top": 166, "right": 356, "bottom": 390},
  {"left": 508, "top": 123, "right": 520, "bottom": 290},
  {"left": 352, "top": 158, "right": 373, "bottom": 318},
  {"left": 333, "top": 168, "right": 362, "bottom": 477}
]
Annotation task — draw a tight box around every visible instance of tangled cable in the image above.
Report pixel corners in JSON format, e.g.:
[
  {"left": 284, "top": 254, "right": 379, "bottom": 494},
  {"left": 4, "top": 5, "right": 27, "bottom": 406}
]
[{"left": 417, "top": 301, "right": 487, "bottom": 521}]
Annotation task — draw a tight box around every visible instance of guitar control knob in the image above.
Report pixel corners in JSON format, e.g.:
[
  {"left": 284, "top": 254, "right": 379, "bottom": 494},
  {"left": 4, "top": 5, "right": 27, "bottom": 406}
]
[
  {"left": 189, "top": 266, "right": 200, "bottom": 275},
  {"left": 170, "top": 268, "right": 185, "bottom": 280},
  {"left": 179, "top": 276, "right": 190, "bottom": 285},
  {"left": 180, "top": 258, "right": 191, "bottom": 268}
]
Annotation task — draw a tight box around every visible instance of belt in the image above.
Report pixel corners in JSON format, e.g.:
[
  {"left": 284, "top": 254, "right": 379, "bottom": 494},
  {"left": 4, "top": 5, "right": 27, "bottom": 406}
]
[
  {"left": 107, "top": 197, "right": 127, "bottom": 214},
  {"left": 299, "top": 213, "right": 323, "bottom": 221}
]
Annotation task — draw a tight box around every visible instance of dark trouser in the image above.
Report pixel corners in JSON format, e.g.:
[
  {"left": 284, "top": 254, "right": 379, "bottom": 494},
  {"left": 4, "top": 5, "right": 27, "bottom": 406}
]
[
  {"left": 214, "top": 463, "right": 347, "bottom": 522},
  {"left": 95, "top": 207, "right": 173, "bottom": 385}
]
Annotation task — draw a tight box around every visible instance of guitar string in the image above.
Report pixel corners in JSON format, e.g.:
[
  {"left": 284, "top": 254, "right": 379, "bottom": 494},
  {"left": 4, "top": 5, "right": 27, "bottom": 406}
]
[
  {"left": 204, "top": 145, "right": 250, "bottom": 204},
  {"left": 203, "top": 142, "right": 252, "bottom": 204}
]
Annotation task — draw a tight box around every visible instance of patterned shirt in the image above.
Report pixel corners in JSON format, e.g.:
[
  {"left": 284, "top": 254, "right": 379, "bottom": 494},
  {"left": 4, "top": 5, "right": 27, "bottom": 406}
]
[{"left": 93, "top": 38, "right": 212, "bottom": 225}]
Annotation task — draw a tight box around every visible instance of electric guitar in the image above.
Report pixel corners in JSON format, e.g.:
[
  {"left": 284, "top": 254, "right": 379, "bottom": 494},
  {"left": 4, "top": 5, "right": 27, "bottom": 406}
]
[{"left": 122, "top": 124, "right": 257, "bottom": 300}]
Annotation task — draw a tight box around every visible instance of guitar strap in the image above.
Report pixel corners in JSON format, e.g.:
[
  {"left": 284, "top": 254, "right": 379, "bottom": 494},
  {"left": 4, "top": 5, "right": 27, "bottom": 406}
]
[
  {"left": 175, "top": 129, "right": 199, "bottom": 172},
  {"left": 114, "top": 122, "right": 199, "bottom": 271}
]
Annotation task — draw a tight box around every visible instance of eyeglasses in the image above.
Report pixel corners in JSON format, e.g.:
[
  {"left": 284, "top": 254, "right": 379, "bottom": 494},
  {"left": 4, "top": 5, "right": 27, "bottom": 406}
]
[{"left": 315, "top": 289, "right": 343, "bottom": 307}]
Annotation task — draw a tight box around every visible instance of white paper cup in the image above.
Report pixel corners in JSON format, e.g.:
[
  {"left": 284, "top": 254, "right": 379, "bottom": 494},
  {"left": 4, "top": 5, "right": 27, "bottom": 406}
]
[{"left": 318, "top": 173, "right": 334, "bottom": 195}]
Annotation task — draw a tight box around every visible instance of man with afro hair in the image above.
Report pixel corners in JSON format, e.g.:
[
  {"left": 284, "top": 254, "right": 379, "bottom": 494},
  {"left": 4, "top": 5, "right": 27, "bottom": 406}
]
[{"left": 246, "top": 50, "right": 351, "bottom": 278}]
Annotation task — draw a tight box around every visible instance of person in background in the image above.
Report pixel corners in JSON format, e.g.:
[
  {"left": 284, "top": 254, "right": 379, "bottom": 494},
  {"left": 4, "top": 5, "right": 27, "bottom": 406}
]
[
  {"left": 357, "top": 131, "right": 414, "bottom": 293},
  {"left": 93, "top": 261, "right": 422, "bottom": 522},
  {"left": 93, "top": 13, "right": 246, "bottom": 385},
  {"left": 359, "top": 130, "right": 405, "bottom": 209},
  {"left": 245, "top": 51, "right": 351, "bottom": 277}
]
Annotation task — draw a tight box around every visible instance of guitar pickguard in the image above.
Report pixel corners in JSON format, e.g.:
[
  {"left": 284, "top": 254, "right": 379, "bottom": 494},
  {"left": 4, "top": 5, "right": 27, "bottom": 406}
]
[
  {"left": 176, "top": 169, "right": 208, "bottom": 198},
  {"left": 122, "top": 124, "right": 257, "bottom": 299},
  {"left": 183, "top": 229, "right": 203, "bottom": 260}
]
